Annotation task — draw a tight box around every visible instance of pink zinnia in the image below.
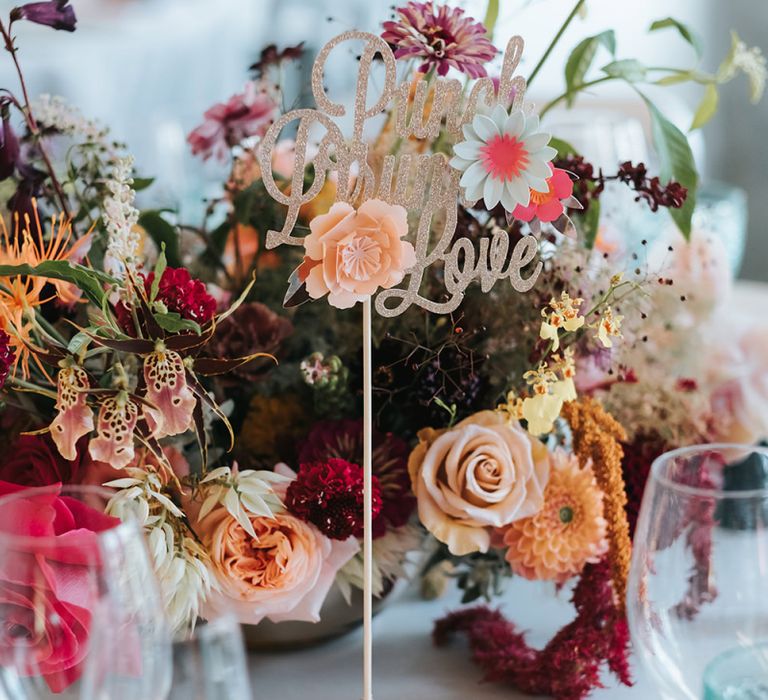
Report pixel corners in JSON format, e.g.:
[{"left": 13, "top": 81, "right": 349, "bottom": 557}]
[
  {"left": 187, "top": 82, "right": 278, "bottom": 162},
  {"left": 382, "top": 2, "right": 497, "bottom": 79}
]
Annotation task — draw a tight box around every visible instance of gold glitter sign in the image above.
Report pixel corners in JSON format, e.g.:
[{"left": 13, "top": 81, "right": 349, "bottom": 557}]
[{"left": 257, "top": 30, "right": 542, "bottom": 317}]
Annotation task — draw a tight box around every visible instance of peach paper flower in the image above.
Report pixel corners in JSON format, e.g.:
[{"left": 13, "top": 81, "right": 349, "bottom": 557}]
[
  {"left": 201, "top": 465, "right": 358, "bottom": 624},
  {"left": 498, "top": 450, "right": 608, "bottom": 584},
  {"left": 299, "top": 199, "right": 416, "bottom": 309},
  {"left": 408, "top": 411, "right": 549, "bottom": 556}
]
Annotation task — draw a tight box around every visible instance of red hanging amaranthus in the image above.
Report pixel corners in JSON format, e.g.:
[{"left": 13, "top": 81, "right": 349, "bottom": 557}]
[{"left": 433, "top": 559, "right": 632, "bottom": 700}]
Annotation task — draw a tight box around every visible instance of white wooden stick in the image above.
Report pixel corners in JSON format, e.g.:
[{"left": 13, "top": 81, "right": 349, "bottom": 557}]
[{"left": 362, "top": 297, "right": 374, "bottom": 700}]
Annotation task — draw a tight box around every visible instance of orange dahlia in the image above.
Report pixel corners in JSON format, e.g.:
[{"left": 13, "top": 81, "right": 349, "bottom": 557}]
[{"left": 499, "top": 451, "right": 608, "bottom": 584}]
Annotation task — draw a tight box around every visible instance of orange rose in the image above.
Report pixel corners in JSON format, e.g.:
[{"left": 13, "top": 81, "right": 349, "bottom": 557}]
[
  {"left": 301, "top": 199, "right": 416, "bottom": 309},
  {"left": 200, "top": 502, "right": 358, "bottom": 624},
  {"left": 408, "top": 411, "right": 550, "bottom": 555}
]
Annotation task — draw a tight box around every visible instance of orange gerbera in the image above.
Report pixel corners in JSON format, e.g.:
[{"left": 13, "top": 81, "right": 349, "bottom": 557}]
[
  {"left": 0, "top": 202, "right": 92, "bottom": 379},
  {"left": 498, "top": 450, "right": 608, "bottom": 584}
]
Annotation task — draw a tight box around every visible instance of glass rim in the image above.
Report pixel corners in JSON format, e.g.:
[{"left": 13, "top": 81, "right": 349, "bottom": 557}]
[
  {"left": 651, "top": 443, "right": 768, "bottom": 498},
  {"left": 0, "top": 483, "right": 136, "bottom": 546}
]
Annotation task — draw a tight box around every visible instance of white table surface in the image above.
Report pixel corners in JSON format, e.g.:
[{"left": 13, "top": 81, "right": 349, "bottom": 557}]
[{"left": 248, "top": 578, "right": 648, "bottom": 699}]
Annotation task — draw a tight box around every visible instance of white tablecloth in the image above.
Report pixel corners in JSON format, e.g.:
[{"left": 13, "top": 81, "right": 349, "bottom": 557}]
[{"left": 248, "top": 578, "right": 648, "bottom": 699}]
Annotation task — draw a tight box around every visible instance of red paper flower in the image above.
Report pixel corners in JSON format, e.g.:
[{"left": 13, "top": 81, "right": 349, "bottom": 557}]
[
  {"left": 0, "top": 329, "right": 14, "bottom": 389},
  {"left": 512, "top": 165, "right": 573, "bottom": 223},
  {"left": 285, "top": 458, "right": 382, "bottom": 540}
]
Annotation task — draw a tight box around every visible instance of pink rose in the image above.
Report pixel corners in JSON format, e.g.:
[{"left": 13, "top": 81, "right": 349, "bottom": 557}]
[
  {"left": 300, "top": 199, "right": 416, "bottom": 309},
  {"left": 0, "top": 482, "right": 121, "bottom": 692},
  {"left": 200, "top": 465, "right": 358, "bottom": 625},
  {"left": 187, "top": 81, "right": 278, "bottom": 162},
  {"left": 408, "top": 411, "right": 550, "bottom": 555}
]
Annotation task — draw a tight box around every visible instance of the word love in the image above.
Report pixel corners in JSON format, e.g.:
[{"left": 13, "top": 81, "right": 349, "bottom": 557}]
[{"left": 257, "top": 30, "right": 542, "bottom": 317}]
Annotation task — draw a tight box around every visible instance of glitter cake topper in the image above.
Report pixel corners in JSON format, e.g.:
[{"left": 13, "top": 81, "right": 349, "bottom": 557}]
[{"left": 257, "top": 31, "right": 542, "bottom": 317}]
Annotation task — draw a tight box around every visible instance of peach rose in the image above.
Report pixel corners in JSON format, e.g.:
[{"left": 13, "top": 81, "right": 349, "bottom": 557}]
[
  {"left": 301, "top": 199, "right": 416, "bottom": 309},
  {"left": 200, "top": 466, "right": 358, "bottom": 625},
  {"left": 408, "top": 411, "right": 550, "bottom": 556}
]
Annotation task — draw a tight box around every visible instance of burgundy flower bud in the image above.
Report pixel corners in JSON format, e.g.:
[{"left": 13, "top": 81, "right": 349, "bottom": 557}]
[{"left": 11, "top": 0, "right": 77, "bottom": 32}]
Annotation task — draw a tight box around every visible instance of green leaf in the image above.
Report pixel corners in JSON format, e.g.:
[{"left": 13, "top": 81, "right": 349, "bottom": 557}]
[
  {"left": 649, "top": 18, "right": 702, "bottom": 57},
  {"left": 549, "top": 136, "right": 578, "bottom": 158},
  {"left": 582, "top": 198, "right": 601, "bottom": 249},
  {"left": 642, "top": 96, "right": 698, "bottom": 238},
  {"left": 690, "top": 84, "right": 719, "bottom": 130},
  {"left": 138, "top": 211, "right": 181, "bottom": 268},
  {"left": 564, "top": 31, "right": 616, "bottom": 106},
  {"left": 0, "top": 261, "right": 116, "bottom": 306},
  {"left": 154, "top": 312, "right": 202, "bottom": 335},
  {"left": 482, "top": 0, "right": 500, "bottom": 41},
  {"left": 150, "top": 245, "right": 167, "bottom": 303},
  {"left": 602, "top": 59, "right": 647, "bottom": 82},
  {"left": 132, "top": 177, "right": 155, "bottom": 192}
]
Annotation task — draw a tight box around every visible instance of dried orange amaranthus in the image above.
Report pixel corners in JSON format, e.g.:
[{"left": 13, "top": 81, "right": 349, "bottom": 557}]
[{"left": 562, "top": 397, "right": 631, "bottom": 614}]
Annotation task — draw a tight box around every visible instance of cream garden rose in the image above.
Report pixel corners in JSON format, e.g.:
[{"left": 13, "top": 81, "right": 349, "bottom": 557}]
[
  {"left": 199, "top": 465, "right": 358, "bottom": 624},
  {"left": 408, "top": 410, "right": 550, "bottom": 555}
]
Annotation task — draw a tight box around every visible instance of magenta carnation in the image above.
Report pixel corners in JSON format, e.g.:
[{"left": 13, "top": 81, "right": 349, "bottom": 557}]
[
  {"left": 382, "top": 2, "right": 497, "bottom": 79},
  {"left": 285, "top": 458, "right": 382, "bottom": 541}
]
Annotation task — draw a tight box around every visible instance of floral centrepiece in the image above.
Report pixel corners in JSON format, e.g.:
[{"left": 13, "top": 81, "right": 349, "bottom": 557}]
[{"left": 0, "top": 1, "right": 764, "bottom": 698}]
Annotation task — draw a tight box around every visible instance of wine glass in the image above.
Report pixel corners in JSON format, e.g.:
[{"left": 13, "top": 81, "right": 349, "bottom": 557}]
[
  {"left": 169, "top": 612, "right": 251, "bottom": 700},
  {"left": 628, "top": 444, "right": 768, "bottom": 699},
  {"left": 0, "top": 484, "right": 172, "bottom": 699}
]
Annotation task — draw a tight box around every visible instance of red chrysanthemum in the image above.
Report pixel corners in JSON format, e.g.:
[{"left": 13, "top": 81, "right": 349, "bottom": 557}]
[
  {"left": 285, "top": 458, "right": 383, "bottom": 540},
  {"left": 0, "top": 329, "right": 14, "bottom": 389},
  {"left": 381, "top": 2, "right": 497, "bottom": 79},
  {"left": 299, "top": 420, "right": 416, "bottom": 538},
  {"left": 144, "top": 267, "right": 216, "bottom": 325}
]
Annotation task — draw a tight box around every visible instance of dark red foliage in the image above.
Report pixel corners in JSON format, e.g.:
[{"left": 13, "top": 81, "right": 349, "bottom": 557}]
[
  {"left": 285, "top": 458, "right": 383, "bottom": 540},
  {"left": 615, "top": 161, "right": 688, "bottom": 212},
  {"left": 553, "top": 156, "right": 687, "bottom": 216},
  {"left": 0, "top": 329, "right": 14, "bottom": 389},
  {"left": 434, "top": 559, "right": 632, "bottom": 700}
]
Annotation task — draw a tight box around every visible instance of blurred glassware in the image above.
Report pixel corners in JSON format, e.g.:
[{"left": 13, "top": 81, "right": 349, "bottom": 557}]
[
  {"left": 169, "top": 613, "right": 251, "bottom": 700},
  {"left": 693, "top": 182, "right": 748, "bottom": 275},
  {"left": 628, "top": 444, "right": 768, "bottom": 700},
  {"left": 0, "top": 484, "right": 171, "bottom": 700}
]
